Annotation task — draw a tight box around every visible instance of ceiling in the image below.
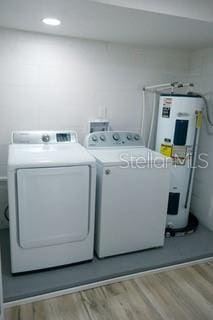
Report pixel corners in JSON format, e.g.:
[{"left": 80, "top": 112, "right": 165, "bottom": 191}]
[
  {"left": 0, "top": 0, "right": 213, "bottom": 49},
  {"left": 93, "top": 0, "right": 213, "bottom": 23}
]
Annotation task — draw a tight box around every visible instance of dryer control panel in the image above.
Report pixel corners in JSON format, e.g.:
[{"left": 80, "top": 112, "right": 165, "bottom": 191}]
[
  {"left": 85, "top": 131, "right": 144, "bottom": 148},
  {"left": 12, "top": 131, "right": 78, "bottom": 144}
]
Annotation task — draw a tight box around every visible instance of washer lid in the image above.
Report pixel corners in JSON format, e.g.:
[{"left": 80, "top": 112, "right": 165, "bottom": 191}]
[
  {"left": 8, "top": 143, "right": 96, "bottom": 169},
  {"left": 88, "top": 147, "right": 171, "bottom": 167}
]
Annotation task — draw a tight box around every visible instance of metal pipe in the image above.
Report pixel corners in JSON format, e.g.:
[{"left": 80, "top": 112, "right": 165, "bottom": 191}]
[
  {"left": 144, "top": 82, "right": 194, "bottom": 93},
  {"left": 140, "top": 90, "right": 146, "bottom": 141},
  {"left": 0, "top": 177, "right": 7, "bottom": 182},
  {"left": 147, "top": 92, "right": 156, "bottom": 149},
  {"left": 156, "top": 86, "right": 173, "bottom": 92},
  {"left": 144, "top": 83, "right": 172, "bottom": 90},
  {"left": 140, "top": 89, "right": 146, "bottom": 138},
  {"left": 181, "top": 83, "right": 194, "bottom": 88},
  {"left": 184, "top": 113, "right": 200, "bottom": 208}
]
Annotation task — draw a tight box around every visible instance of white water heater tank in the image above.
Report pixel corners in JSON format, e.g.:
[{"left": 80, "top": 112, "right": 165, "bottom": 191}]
[{"left": 156, "top": 94, "right": 203, "bottom": 229}]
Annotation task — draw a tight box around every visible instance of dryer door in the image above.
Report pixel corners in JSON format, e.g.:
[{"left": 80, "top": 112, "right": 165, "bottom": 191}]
[{"left": 17, "top": 166, "right": 90, "bottom": 249}]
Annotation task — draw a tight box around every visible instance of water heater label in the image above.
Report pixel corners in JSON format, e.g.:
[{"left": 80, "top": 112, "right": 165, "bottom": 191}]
[
  {"left": 160, "top": 144, "right": 172, "bottom": 157},
  {"left": 162, "top": 98, "right": 172, "bottom": 118},
  {"left": 162, "top": 106, "right": 171, "bottom": 118}
]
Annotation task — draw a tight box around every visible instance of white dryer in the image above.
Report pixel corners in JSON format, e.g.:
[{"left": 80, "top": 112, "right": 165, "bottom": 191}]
[
  {"left": 84, "top": 131, "right": 171, "bottom": 258},
  {"left": 8, "top": 131, "right": 96, "bottom": 273}
]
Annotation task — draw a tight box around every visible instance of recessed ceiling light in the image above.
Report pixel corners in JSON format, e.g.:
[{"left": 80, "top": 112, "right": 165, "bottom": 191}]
[{"left": 42, "top": 18, "right": 61, "bottom": 26}]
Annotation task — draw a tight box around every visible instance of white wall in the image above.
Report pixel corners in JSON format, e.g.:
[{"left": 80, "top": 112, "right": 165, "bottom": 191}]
[
  {"left": 0, "top": 28, "right": 190, "bottom": 227},
  {"left": 189, "top": 48, "right": 213, "bottom": 230}
]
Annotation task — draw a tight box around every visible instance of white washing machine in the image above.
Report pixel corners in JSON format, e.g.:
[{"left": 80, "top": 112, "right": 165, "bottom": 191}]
[
  {"left": 84, "top": 131, "right": 171, "bottom": 258},
  {"left": 8, "top": 131, "right": 96, "bottom": 273}
]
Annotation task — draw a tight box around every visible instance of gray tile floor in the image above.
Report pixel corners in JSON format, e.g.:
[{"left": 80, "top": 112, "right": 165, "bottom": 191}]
[{"left": 1, "top": 225, "right": 213, "bottom": 303}]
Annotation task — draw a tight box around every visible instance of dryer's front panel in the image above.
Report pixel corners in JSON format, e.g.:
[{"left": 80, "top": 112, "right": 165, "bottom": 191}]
[{"left": 17, "top": 166, "right": 90, "bottom": 249}]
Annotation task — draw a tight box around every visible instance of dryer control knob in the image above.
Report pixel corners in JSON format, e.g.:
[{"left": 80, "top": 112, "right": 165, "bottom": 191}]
[
  {"left": 92, "top": 135, "right": 98, "bottom": 142},
  {"left": 113, "top": 133, "right": 120, "bottom": 141},
  {"left": 100, "top": 134, "right": 106, "bottom": 141},
  {"left": 42, "top": 134, "right": 50, "bottom": 143}
]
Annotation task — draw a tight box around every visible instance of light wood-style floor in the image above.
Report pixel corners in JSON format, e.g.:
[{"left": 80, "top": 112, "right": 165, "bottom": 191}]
[{"left": 5, "top": 260, "right": 213, "bottom": 320}]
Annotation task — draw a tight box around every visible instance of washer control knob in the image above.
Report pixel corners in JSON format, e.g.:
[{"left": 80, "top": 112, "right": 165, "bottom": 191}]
[
  {"left": 134, "top": 134, "right": 140, "bottom": 141},
  {"left": 127, "top": 134, "right": 133, "bottom": 140},
  {"left": 113, "top": 133, "right": 120, "bottom": 141},
  {"left": 100, "top": 134, "right": 106, "bottom": 141},
  {"left": 92, "top": 135, "right": 98, "bottom": 142},
  {"left": 42, "top": 134, "right": 50, "bottom": 143}
]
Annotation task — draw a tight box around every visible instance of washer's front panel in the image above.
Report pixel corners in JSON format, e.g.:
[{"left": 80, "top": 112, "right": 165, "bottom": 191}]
[{"left": 95, "top": 165, "right": 169, "bottom": 257}]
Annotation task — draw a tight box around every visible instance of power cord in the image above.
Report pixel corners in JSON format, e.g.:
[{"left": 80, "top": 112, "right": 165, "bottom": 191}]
[{"left": 4, "top": 205, "right": 9, "bottom": 222}]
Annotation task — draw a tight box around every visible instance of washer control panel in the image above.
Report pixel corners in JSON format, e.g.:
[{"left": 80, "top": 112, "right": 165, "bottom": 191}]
[
  {"left": 12, "top": 131, "right": 78, "bottom": 144},
  {"left": 85, "top": 131, "right": 144, "bottom": 148}
]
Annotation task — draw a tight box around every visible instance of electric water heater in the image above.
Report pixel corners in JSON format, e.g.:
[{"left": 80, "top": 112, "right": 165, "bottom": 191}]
[{"left": 156, "top": 94, "right": 203, "bottom": 230}]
